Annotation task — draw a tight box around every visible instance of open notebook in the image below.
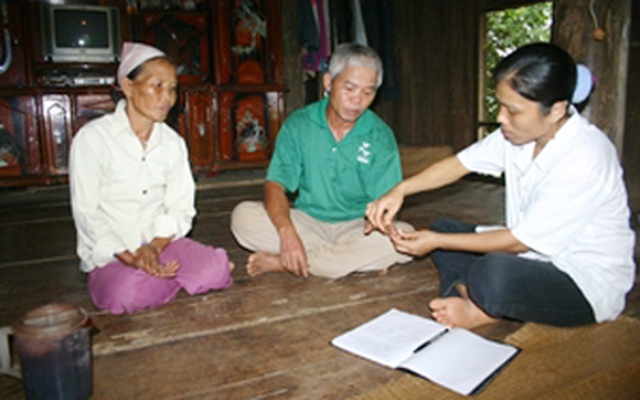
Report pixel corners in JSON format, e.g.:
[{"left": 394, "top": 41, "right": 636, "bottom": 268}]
[{"left": 331, "top": 308, "right": 519, "bottom": 396}]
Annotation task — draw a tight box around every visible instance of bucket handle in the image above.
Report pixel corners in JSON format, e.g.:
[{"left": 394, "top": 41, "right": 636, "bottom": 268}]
[{"left": 0, "top": 326, "right": 21, "bottom": 379}]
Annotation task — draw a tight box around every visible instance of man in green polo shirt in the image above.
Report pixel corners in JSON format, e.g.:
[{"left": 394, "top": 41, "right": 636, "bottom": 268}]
[{"left": 231, "top": 43, "right": 412, "bottom": 278}]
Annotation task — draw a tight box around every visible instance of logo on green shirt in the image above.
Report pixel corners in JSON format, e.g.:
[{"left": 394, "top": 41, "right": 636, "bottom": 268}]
[{"left": 358, "top": 141, "right": 371, "bottom": 164}]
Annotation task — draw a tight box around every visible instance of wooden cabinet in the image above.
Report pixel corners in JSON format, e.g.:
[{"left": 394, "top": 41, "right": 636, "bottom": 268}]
[
  {"left": 138, "top": 0, "right": 285, "bottom": 175},
  {"left": 0, "top": 0, "right": 285, "bottom": 186},
  {"left": 40, "top": 92, "right": 116, "bottom": 176},
  {"left": 0, "top": 90, "right": 115, "bottom": 186},
  {"left": 0, "top": 96, "right": 39, "bottom": 180}
]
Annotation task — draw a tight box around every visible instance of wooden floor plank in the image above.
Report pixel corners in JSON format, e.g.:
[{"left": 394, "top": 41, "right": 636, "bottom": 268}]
[
  {"left": 0, "top": 177, "right": 637, "bottom": 399},
  {"left": 91, "top": 262, "right": 437, "bottom": 356},
  {"left": 90, "top": 293, "right": 432, "bottom": 400}
]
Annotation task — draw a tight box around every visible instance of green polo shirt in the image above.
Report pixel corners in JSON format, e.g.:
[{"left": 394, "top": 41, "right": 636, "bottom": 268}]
[{"left": 266, "top": 97, "right": 402, "bottom": 222}]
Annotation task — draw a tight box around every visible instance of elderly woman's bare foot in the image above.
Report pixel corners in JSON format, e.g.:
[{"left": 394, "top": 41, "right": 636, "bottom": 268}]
[
  {"left": 246, "top": 252, "right": 286, "bottom": 276},
  {"left": 428, "top": 284, "right": 498, "bottom": 329}
]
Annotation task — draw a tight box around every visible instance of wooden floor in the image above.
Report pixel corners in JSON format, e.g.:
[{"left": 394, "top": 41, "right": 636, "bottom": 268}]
[{"left": 1, "top": 174, "right": 639, "bottom": 399}]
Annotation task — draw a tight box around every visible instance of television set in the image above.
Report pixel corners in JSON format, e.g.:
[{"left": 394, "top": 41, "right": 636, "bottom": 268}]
[{"left": 40, "top": 4, "right": 120, "bottom": 63}]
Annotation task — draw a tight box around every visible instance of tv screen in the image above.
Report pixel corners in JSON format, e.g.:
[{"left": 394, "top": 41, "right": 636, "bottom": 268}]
[
  {"left": 54, "top": 9, "right": 109, "bottom": 49},
  {"left": 41, "top": 5, "right": 120, "bottom": 63}
]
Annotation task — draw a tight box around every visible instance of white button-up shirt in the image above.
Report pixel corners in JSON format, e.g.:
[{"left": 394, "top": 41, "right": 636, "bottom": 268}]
[
  {"left": 69, "top": 100, "right": 196, "bottom": 272},
  {"left": 457, "top": 109, "right": 636, "bottom": 322}
]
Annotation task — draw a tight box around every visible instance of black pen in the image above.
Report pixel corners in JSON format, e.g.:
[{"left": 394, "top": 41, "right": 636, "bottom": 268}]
[{"left": 413, "top": 328, "right": 449, "bottom": 353}]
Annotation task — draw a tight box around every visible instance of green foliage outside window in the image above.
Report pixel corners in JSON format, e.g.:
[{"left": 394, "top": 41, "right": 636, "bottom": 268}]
[{"left": 484, "top": 2, "right": 552, "bottom": 123}]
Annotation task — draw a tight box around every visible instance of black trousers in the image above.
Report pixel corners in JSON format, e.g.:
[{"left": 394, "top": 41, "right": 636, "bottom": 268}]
[{"left": 430, "top": 218, "right": 595, "bottom": 326}]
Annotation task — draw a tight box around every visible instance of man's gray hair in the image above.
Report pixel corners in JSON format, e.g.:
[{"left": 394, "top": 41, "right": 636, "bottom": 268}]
[{"left": 327, "top": 43, "right": 383, "bottom": 88}]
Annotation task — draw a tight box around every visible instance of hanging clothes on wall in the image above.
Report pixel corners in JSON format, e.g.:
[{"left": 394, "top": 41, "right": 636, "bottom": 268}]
[
  {"left": 298, "top": 0, "right": 331, "bottom": 74},
  {"left": 301, "top": 0, "right": 399, "bottom": 102}
]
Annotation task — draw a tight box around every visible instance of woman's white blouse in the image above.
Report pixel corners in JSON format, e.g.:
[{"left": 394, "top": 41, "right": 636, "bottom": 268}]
[
  {"left": 457, "top": 110, "right": 636, "bottom": 322},
  {"left": 69, "top": 100, "right": 196, "bottom": 272}
]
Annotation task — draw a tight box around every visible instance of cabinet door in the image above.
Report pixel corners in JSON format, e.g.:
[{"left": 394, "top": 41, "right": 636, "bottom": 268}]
[
  {"left": 41, "top": 94, "right": 72, "bottom": 175},
  {"left": 214, "top": 0, "right": 283, "bottom": 84},
  {"left": 140, "top": 11, "right": 211, "bottom": 84},
  {"left": 184, "top": 90, "right": 215, "bottom": 170},
  {"left": 215, "top": 0, "right": 279, "bottom": 85},
  {"left": 0, "top": 96, "right": 39, "bottom": 176},
  {"left": 74, "top": 93, "right": 116, "bottom": 134},
  {"left": 218, "top": 91, "right": 283, "bottom": 164}
]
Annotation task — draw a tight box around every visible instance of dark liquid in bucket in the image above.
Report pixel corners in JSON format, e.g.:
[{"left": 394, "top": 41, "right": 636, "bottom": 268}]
[{"left": 19, "top": 330, "right": 93, "bottom": 400}]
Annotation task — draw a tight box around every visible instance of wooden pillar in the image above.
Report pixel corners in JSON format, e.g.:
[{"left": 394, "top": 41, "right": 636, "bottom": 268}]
[
  {"left": 553, "top": 0, "right": 632, "bottom": 157},
  {"left": 623, "top": 1, "right": 640, "bottom": 197},
  {"left": 281, "top": 0, "right": 304, "bottom": 115}
]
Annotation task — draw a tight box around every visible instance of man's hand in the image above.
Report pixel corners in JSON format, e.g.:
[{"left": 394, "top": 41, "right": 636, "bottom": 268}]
[
  {"left": 365, "top": 188, "right": 405, "bottom": 235},
  {"left": 278, "top": 226, "right": 309, "bottom": 277},
  {"left": 390, "top": 229, "right": 440, "bottom": 256}
]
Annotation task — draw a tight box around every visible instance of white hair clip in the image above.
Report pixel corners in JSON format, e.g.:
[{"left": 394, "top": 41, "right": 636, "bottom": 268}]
[{"left": 572, "top": 64, "right": 594, "bottom": 104}]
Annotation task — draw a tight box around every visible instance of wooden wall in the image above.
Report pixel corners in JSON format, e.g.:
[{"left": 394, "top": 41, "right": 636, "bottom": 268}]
[
  {"left": 281, "top": 0, "right": 305, "bottom": 116},
  {"left": 279, "top": 0, "right": 479, "bottom": 151},
  {"left": 373, "top": 0, "right": 479, "bottom": 151},
  {"left": 279, "top": 0, "right": 638, "bottom": 167}
]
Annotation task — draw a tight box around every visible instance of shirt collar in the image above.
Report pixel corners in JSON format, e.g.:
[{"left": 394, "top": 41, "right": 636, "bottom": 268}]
[
  {"left": 109, "top": 99, "right": 132, "bottom": 137},
  {"left": 310, "top": 97, "right": 374, "bottom": 137},
  {"left": 510, "top": 106, "right": 583, "bottom": 174},
  {"left": 532, "top": 106, "right": 582, "bottom": 172},
  {"left": 109, "top": 99, "right": 164, "bottom": 148},
  {"left": 512, "top": 142, "right": 536, "bottom": 173}
]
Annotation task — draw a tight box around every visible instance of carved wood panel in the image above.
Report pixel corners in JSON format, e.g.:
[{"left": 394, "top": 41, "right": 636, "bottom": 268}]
[
  {"left": 216, "top": 0, "right": 269, "bottom": 84},
  {"left": 0, "top": 96, "right": 39, "bottom": 176},
  {"left": 218, "top": 90, "right": 282, "bottom": 164},
  {"left": 41, "top": 94, "right": 72, "bottom": 174},
  {"left": 74, "top": 93, "right": 116, "bottom": 134},
  {"left": 141, "top": 11, "right": 211, "bottom": 84},
  {"left": 184, "top": 90, "right": 216, "bottom": 168}
]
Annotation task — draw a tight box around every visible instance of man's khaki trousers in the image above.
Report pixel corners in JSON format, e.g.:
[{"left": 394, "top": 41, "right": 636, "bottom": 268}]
[{"left": 231, "top": 201, "right": 413, "bottom": 278}]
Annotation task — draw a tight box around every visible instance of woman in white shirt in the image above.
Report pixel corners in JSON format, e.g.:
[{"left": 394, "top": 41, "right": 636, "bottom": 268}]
[
  {"left": 366, "top": 43, "right": 635, "bottom": 329},
  {"left": 69, "top": 42, "right": 233, "bottom": 314}
]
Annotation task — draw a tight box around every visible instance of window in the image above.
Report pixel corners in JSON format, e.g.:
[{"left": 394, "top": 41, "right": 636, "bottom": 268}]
[{"left": 478, "top": 2, "right": 552, "bottom": 139}]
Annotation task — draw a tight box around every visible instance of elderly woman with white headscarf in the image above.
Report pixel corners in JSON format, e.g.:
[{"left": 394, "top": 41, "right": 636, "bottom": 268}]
[{"left": 69, "top": 42, "right": 233, "bottom": 314}]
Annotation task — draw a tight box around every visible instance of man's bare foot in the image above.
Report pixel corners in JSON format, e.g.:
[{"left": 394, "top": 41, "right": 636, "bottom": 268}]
[
  {"left": 246, "top": 252, "right": 286, "bottom": 276},
  {"left": 428, "top": 284, "right": 498, "bottom": 329}
]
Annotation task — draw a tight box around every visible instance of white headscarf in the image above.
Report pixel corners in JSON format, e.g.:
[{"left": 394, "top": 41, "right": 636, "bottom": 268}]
[{"left": 117, "top": 42, "right": 166, "bottom": 86}]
